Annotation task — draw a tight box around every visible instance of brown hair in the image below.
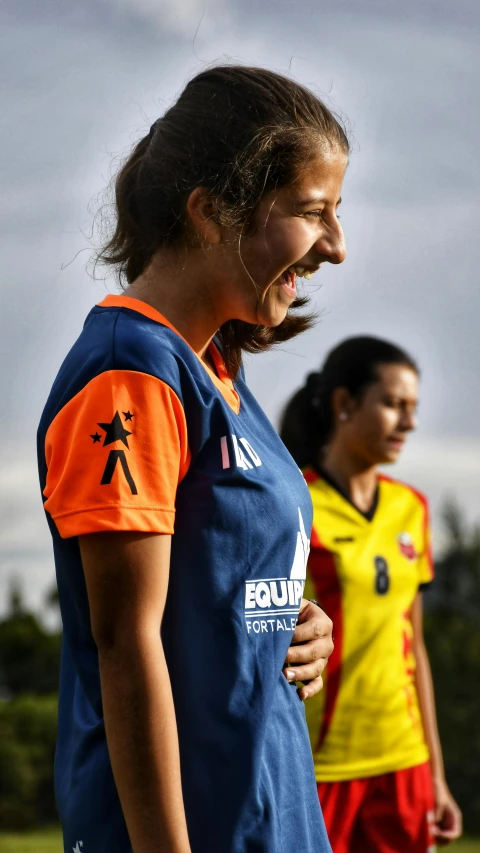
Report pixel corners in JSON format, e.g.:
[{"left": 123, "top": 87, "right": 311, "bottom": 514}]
[{"left": 97, "top": 65, "right": 350, "bottom": 377}]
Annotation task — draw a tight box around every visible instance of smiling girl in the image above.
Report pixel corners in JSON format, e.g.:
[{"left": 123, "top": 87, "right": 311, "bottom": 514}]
[
  {"left": 281, "top": 336, "right": 462, "bottom": 853},
  {"left": 37, "top": 67, "right": 348, "bottom": 853}
]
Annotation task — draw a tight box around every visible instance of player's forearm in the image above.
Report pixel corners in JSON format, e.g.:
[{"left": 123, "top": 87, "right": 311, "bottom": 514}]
[
  {"left": 414, "top": 639, "right": 445, "bottom": 783},
  {"left": 98, "top": 631, "right": 191, "bottom": 853}
]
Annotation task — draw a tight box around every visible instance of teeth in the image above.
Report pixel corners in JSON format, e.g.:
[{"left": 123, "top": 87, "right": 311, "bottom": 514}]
[{"left": 286, "top": 266, "right": 318, "bottom": 279}]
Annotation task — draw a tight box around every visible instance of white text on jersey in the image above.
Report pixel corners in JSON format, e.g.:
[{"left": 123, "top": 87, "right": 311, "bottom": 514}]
[{"left": 221, "top": 434, "right": 262, "bottom": 470}]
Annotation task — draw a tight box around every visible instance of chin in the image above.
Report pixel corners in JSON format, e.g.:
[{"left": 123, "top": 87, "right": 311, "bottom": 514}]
[
  {"left": 380, "top": 450, "right": 401, "bottom": 464},
  {"left": 257, "top": 306, "right": 290, "bottom": 328},
  {"left": 269, "top": 314, "right": 289, "bottom": 328},
  {"left": 254, "top": 291, "right": 293, "bottom": 327}
]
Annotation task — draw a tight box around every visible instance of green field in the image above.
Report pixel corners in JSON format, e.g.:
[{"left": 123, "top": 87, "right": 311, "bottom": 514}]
[
  {"left": 0, "top": 828, "right": 61, "bottom": 853},
  {"left": 0, "top": 829, "right": 479, "bottom": 853}
]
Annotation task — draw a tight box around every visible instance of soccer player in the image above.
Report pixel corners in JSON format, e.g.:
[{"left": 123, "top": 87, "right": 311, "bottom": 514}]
[
  {"left": 37, "top": 67, "right": 348, "bottom": 853},
  {"left": 280, "top": 336, "right": 462, "bottom": 853}
]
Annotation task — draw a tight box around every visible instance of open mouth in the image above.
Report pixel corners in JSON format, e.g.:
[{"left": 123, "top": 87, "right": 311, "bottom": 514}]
[
  {"left": 280, "top": 269, "right": 297, "bottom": 297},
  {"left": 279, "top": 265, "right": 319, "bottom": 298},
  {"left": 287, "top": 265, "right": 316, "bottom": 280}
]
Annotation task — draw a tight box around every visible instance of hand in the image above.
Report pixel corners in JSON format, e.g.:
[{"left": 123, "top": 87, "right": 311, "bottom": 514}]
[
  {"left": 433, "top": 777, "right": 462, "bottom": 846},
  {"left": 283, "top": 599, "right": 334, "bottom": 701}
]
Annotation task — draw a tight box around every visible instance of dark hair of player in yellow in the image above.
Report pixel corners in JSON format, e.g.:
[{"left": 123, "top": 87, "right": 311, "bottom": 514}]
[{"left": 280, "top": 335, "right": 419, "bottom": 468}]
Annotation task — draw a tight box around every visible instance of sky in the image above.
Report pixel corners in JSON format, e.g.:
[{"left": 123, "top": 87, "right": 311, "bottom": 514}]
[{"left": 1, "top": 0, "right": 479, "bottom": 618}]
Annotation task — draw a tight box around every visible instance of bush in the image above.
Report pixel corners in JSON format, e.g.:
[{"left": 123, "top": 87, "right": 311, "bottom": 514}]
[
  {"left": 0, "top": 695, "right": 58, "bottom": 829},
  {"left": 0, "top": 611, "right": 61, "bottom": 697}
]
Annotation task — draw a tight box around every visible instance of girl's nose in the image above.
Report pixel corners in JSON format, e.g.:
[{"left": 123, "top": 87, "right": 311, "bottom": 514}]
[
  {"left": 315, "top": 222, "right": 346, "bottom": 265},
  {"left": 401, "top": 410, "right": 417, "bottom": 432}
]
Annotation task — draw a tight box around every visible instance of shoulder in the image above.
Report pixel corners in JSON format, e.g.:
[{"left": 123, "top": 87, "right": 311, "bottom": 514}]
[
  {"left": 51, "top": 302, "right": 199, "bottom": 411},
  {"left": 38, "top": 304, "right": 191, "bottom": 447},
  {"left": 301, "top": 468, "right": 335, "bottom": 509},
  {"left": 302, "top": 467, "right": 335, "bottom": 495},
  {"left": 302, "top": 467, "right": 331, "bottom": 499},
  {"left": 95, "top": 301, "right": 192, "bottom": 387},
  {"left": 378, "top": 473, "right": 429, "bottom": 514}
]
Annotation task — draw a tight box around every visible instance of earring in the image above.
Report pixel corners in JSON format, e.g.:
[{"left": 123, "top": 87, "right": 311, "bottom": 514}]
[{"left": 339, "top": 412, "right": 348, "bottom": 421}]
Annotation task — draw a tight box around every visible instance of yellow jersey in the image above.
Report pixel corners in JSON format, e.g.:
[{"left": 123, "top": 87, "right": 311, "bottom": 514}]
[{"left": 303, "top": 467, "right": 434, "bottom": 781}]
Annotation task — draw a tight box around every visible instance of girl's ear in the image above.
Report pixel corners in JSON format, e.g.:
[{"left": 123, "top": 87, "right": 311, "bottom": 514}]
[
  {"left": 331, "top": 386, "right": 354, "bottom": 423},
  {"left": 185, "top": 187, "right": 222, "bottom": 245}
]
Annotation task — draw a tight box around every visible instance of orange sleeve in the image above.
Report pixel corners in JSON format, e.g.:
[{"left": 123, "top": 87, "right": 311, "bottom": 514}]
[{"left": 43, "top": 370, "right": 190, "bottom": 538}]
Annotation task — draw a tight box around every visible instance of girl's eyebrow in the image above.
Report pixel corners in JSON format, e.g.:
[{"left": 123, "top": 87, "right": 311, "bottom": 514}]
[{"left": 295, "top": 196, "right": 342, "bottom": 207}]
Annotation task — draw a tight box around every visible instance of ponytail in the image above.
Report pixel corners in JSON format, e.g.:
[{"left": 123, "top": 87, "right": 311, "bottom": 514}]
[{"left": 279, "top": 372, "right": 332, "bottom": 469}]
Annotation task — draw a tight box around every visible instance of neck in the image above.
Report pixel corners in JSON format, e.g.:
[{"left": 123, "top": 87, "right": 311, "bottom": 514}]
[
  {"left": 123, "top": 250, "right": 226, "bottom": 361},
  {"left": 320, "top": 441, "right": 378, "bottom": 514}
]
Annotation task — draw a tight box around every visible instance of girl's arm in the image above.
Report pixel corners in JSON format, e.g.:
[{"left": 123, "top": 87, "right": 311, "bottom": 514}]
[
  {"left": 79, "top": 531, "right": 191, "bottom": 853},
  {"left": 411, "top": 593, "right": 462, "bottom": 846}
]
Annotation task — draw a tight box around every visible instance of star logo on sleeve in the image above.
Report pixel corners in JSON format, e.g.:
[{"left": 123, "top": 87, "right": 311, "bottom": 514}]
[
  {"left": 97, "top": 411, "right": 132, "bottom": 447},
  {"left": 73, "top": 842, "right": 83, "bottom": 853},
  {"left": 90, "top": 409, "right": 138, "bottom": 495}
]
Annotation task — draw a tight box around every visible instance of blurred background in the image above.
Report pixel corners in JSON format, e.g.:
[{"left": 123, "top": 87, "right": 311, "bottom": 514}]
[{"left": 1, "top": 0, "right": 479, "bottom": 848}]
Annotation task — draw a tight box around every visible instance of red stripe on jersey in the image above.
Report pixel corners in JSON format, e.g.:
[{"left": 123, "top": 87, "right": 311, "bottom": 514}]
[
  {"left": 303, "top": 466, "right": 320, "bottom": 485},
  {"left": 407, "top": 486, "right": 434, "bottom": 579},
  {"left": 311, "top": 525, "right": 322, "bottom": 549},
  {"left": 308, "top": 541, "right": 343, "bottom": 750}
]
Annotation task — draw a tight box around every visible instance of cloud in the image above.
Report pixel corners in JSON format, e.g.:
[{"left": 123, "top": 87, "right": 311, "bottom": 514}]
[{"left": 103, "top": 0, "right": 230, "bottom": 37}]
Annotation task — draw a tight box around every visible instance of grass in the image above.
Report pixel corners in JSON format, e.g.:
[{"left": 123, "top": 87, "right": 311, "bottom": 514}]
[
  {"left": 0, "top": 828, "right": 63, "bottom": 852},
  {"left": 0, "top": 828, "right": 479, "bottom": 852}
]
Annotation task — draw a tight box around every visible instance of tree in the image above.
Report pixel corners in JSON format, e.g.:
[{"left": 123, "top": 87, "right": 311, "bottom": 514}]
[
  {"left": 423, "top": 500, "right": 480, "bottom": 833},
  {"left": 0, "top": 582, "right": 61, "bottom": 697}
]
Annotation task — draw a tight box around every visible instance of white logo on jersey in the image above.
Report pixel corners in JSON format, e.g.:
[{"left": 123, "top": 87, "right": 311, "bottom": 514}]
[
  {"left": 398, "top": 531, "right": 418, "bottom": 561},
  {"left": 220, "top": 434, "right": 262, "bottom": 470},
  {"left": 289, "top": 507, "right": 310, "bottom": 579},
  {"left": 244, "top": 508, "right": 310, "bottom": 634},
  {"left": 73, "top": 842, "right": 84, "bottom": 853}
]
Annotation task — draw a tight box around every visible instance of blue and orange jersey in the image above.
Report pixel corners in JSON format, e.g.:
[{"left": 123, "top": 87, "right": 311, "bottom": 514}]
[
  {"left": 303, "top": 468, "right": 434, "bottom": 782},
  {"left": 37, "top": 296, "right": 330, "bottom": 853}
]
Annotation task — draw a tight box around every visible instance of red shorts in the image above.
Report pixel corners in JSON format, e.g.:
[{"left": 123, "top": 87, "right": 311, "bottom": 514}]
[{"left": 318, "top": 762, "right": 436, "bottom": 853}]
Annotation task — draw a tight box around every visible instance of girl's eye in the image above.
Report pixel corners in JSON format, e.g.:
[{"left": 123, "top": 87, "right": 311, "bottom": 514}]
[{"left": 304, "top": 209, "right": 341, "bottom": 220}]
